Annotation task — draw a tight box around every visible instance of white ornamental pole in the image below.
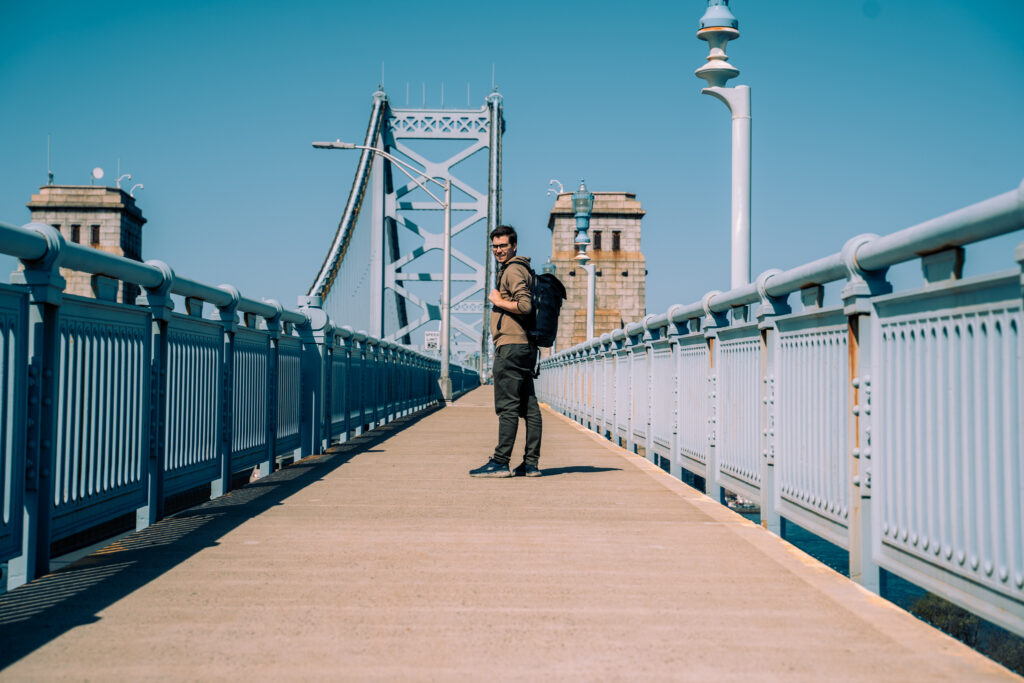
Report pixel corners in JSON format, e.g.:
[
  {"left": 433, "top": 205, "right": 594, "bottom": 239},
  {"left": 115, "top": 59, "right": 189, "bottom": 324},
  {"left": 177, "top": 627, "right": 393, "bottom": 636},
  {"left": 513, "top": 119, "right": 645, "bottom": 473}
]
[{"left": 695, "top": 0, "right": 751, "bottom": 289}]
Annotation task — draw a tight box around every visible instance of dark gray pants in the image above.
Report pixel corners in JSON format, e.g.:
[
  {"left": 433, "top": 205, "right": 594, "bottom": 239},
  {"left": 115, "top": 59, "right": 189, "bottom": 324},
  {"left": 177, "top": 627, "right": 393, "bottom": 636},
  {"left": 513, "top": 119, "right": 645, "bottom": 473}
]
[{"left": 492, "top": 343, "right": 542, "bottom": 465}]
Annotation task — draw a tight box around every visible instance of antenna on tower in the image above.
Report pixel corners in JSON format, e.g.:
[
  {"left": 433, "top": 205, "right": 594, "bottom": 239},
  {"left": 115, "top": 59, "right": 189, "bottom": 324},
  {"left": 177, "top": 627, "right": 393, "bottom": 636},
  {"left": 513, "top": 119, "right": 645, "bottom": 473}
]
[
  {"left": 467, "top": 82, "right": 470, "bottom": 107},
  {"left": 46, "top": 134, "right": 54, "bottom": 185},
  {"left": 491, "top": 63, "right": 496, "bottom": 91}
]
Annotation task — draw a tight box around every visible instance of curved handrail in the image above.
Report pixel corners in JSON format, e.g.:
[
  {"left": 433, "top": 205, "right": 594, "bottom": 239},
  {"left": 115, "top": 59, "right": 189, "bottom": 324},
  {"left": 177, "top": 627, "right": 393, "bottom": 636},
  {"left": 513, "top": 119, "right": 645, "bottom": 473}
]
[
  {"left": 545, "top": 179, "right": 1024, "bottom": 360},
  {"left": 0, "top": 218, "right": 466, "bottom": 367}
]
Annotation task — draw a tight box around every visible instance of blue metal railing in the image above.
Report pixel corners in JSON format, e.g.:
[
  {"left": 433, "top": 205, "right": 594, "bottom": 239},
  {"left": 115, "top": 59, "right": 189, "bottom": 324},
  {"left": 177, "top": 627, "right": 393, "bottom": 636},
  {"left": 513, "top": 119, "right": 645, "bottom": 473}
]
[
  {"left": 0, "top": 220, "right": 479, "bottom": 589},
  {"left": 538, "top": 180, "right": 1024, "bottom": 638}
]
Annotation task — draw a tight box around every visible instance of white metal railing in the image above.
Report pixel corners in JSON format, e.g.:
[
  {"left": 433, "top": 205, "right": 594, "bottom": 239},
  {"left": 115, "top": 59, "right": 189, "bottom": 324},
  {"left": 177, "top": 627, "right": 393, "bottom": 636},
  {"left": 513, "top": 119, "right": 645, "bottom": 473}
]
[
  {"left": 538, "top": 180, "right": 1024, "bottom": 637},
  {"left": 0, "top": 219, "right": 478, "bottom": 590}
]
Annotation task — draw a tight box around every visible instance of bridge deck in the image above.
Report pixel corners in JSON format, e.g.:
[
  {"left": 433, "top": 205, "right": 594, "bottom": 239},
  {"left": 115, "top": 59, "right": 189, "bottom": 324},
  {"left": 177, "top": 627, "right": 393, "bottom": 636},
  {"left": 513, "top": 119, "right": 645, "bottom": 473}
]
[{"left": 0, "top": 388, "right": 1014, "bottom": 680}]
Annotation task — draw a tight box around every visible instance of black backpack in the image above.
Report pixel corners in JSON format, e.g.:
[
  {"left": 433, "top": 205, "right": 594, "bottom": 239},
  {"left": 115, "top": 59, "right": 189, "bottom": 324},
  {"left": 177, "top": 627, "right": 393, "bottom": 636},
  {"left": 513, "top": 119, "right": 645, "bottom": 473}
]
[
  {"left": 496, "top": 262, "right": 567, "bottom": 349},
  {"left": 525, "top": 267, "right": 567, "bottom": 348}
]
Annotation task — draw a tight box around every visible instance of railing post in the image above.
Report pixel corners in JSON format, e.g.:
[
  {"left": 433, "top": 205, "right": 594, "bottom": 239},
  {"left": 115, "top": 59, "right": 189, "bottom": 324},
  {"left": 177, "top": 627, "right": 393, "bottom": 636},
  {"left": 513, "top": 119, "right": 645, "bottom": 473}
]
[
  {"left": 570, "top": 351, "right": 579, "bottom": 422},
  {"left": 7, "top": 224, "right": 64, "bottom": 589},
  {"left": 429, "top": 357, "right": 437, "bottom": 406},
  {"left": 322, "top": 334, "right": 334, "bottom": 447},
  {"left": 625, "top": 325, "right": 646, "bottom": 458},
  {"left": 755, "top": 270, "right": 792, "bottom": 537},
  {"left": 665, "top": 308, "right": 691, "bottom": 481},
  {"left": 415, "top": 355, "right": 423, "bottom": 410},
  {"left": 400, "top": 350, "right": 411, "bottom": 416},
  {"left": 366, "top": 339, "right": 377, "bottom": 428},
  {"left": 599, "top": 334, "right": 613, "bottom": 439},
  {"left": 702, "top": 291, "right": 729, "bottom": 504},
  {"left": 589, "top": 342, "right": 600, "bottom": 432},
  {"left": 137, "top": 260, "right": 175, "bottom": 529},
  {"left": 842, "top": 234, "right": 891, "bottom": 593},
  {"left": 379, "top": 341, "right": 389, "bottom": 422},
  {"left": 335, "top": 329, "right": 352, "bottom": 441},
  {"left": 576, "top": 348, "right": 585, "bottom": 425},
  {"left": 297, "top": 296, "right": 329, "bottom": 459},
  {"left": 641, "top": 320, "right": 657, "bottom": 464},
  {"left": 394, "top": 348, "right": 403, "bottom": 416},
  {"left": 645, "top": 315, "right": 671, "bottom": 472},
  {"left": 433, "top": 358, "right": 441, "bottom": 403},
  {"left": 375, "top": 339, "right": 384, "bottom": 425},
  {"left": 356, "top": 334, "right": 368, "bottom": 433},
  {"left": 386, "top": 343, "right": 394, "bottom": 418},
  {"left": 262, "top": 300, "right": 284, "bottom": 478},
  {"left": 383, "top": 344, "right": 393, "bottom": 420},
  {"left": 606, "top": 335, "right": 619, "bottom": 445},
  {"left": 591, "top": 342, "right": 600, "bottom": 431},
  {"left": 211, "top": 285, "right": 240, "bottom": 499}
]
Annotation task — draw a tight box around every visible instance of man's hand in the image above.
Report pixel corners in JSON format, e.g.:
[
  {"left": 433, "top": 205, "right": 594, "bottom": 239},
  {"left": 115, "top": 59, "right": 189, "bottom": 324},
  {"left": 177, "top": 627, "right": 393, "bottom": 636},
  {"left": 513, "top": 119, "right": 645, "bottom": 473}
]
[{"left": 489, "top": 288, "right": 519, "bottom": 314}]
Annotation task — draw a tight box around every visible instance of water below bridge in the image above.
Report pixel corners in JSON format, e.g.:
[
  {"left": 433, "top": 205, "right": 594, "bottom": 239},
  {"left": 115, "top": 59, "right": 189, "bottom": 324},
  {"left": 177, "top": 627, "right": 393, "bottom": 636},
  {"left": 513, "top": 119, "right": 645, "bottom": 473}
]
[{"left": 0, "top": 388, "right": 1015, "bottom": 679}]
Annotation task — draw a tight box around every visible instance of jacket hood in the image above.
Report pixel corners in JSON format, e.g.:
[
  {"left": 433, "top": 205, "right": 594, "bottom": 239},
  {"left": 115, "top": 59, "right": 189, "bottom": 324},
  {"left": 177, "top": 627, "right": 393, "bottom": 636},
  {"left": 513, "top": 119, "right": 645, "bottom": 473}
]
[{"left": 502, "top": 255, "right": 531, "bottom": 269}]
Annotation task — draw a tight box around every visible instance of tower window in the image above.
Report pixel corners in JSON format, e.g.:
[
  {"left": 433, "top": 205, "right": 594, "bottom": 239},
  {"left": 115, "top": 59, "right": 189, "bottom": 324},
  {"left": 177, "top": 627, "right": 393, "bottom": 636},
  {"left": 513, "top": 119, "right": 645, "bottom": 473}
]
[
  {"left": 71, "top": 224, "right": 81, "bottom": 243},
  {"left": 612, "top": 231, "right": 621, "bottom": 251},
  {"left": 90, "top": 225, "right": 100, "bottom": 245},
  {"left": 593, "top": 231, "right": 602, "bottom": 250}
]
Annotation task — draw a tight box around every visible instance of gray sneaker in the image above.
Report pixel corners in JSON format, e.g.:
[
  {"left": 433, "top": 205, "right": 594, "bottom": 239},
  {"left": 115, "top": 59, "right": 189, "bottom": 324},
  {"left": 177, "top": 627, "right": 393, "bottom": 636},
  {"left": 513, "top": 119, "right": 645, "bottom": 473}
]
[{"left": 469, "top": 459, "right": 512, "bottom": 478}]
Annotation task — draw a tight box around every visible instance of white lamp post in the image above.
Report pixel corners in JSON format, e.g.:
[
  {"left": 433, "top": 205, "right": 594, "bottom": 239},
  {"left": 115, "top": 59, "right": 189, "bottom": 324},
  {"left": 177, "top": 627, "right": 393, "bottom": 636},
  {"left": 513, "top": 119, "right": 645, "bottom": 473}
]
[
  {"left": 695, "top": 0, "right": 751, "bottom": 289},
  {"left": 572, "top": 180, "right": 596, "bottom": 340},
  {"left": 312, "top": 140, "right": 454, "bottom": 402}
]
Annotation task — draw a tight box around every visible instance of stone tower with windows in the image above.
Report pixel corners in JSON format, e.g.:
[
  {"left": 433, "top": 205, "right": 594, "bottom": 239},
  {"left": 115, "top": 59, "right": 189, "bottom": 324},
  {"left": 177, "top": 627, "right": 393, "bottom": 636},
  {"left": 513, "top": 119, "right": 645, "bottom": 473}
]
[
  {"left": 547, "top": 191, "right": 646, "bottom": 350},
  {"left": 26, "top": 185, "right": 146, "bottom": 303}
]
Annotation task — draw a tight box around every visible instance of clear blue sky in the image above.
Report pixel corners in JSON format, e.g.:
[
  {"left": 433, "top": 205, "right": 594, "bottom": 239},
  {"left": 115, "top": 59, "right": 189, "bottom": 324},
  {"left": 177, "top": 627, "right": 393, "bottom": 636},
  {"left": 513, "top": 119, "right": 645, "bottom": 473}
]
[{"left": 2, "top": 0, "right": 1022, "bottom": 321}]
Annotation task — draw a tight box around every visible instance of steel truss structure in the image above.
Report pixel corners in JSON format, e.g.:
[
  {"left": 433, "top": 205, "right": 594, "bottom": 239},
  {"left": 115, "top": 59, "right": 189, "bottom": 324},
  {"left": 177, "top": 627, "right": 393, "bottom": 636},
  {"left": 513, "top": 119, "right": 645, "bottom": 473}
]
[{"left": 309, "top": 89, "right": 503, "bottom": 368}]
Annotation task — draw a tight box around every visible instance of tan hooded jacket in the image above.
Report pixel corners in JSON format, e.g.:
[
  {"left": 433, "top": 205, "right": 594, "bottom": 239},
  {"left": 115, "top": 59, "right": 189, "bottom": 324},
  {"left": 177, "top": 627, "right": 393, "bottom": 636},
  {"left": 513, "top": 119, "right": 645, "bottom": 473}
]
[{"left": 490, "top": 255, "right": 533, "bottom": 348}]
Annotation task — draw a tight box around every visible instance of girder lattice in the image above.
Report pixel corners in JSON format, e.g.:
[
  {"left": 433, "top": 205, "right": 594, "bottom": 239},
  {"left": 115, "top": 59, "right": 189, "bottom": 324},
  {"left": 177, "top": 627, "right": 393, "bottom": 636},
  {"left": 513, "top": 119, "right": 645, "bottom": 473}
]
[{"left": 310, "top": 89, "right": 503, "bottom": 366}]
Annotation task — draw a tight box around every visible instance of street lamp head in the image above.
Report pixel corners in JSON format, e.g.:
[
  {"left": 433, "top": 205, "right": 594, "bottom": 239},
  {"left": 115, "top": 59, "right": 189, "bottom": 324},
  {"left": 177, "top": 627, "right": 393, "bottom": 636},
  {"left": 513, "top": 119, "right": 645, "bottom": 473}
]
[
  {"left": 698, "top": 0, "right": 738, "bottom": 33},
  {"left": 542, "top": 258, "right": 556, "bottom": 275},
  {"left": 696, "top": 0, "right": 741, "bottom": 88},
  {"left": 572, "top": 179, "right": 595, "bottom": 231},
  {"left": 572, "top": 180, "right": 594, "bottom": 216},
  {"left": 312, "top": 140, "right": 356, "bottom": 149}
]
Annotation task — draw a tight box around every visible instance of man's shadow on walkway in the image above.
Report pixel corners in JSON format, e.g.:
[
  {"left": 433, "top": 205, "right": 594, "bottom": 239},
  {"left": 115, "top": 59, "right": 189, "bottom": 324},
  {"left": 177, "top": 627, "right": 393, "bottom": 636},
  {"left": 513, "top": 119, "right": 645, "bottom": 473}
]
[
  {"left": 539, "top": 466, "right": 621, "bottom": 476},
  {"left": 0, "top": 404, "right": 443, "bottom": 670}
]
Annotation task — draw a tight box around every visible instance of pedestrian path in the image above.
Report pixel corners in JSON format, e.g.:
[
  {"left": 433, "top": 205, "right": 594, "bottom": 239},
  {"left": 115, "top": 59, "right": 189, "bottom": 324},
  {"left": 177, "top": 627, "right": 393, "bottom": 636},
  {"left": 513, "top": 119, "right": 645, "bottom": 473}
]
[{"left": 0, "top": 388, "right": 1015, "bottom": 680}]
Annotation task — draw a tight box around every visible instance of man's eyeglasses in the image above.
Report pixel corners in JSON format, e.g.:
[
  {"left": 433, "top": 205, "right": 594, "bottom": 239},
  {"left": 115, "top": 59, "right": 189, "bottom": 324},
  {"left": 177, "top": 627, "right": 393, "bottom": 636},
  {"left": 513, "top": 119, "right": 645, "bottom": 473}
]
[{"left": 491, "top": 243, "right": 512, "bottom": 251}]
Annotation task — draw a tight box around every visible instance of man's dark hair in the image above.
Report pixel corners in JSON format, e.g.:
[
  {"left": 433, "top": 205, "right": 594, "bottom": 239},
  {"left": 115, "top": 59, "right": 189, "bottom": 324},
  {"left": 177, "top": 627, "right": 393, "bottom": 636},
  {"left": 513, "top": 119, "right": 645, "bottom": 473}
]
[{"left": 490, "top": 224, "right": 517, "bottom": 246}]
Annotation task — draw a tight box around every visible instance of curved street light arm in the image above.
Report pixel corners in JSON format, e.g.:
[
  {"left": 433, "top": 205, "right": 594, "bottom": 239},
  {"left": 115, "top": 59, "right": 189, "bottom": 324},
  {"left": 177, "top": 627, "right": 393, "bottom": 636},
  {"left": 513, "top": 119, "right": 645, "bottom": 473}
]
[{"left": 312, "top": 141, "right": 446, "bottom": 207}]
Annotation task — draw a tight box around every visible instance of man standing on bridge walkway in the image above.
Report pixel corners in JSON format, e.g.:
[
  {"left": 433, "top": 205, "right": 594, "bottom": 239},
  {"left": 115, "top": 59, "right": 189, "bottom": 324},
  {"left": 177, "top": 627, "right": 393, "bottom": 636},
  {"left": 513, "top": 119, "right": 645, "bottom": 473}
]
[{"left": 469, "top": 225, "right": 543, "bottom": 478}]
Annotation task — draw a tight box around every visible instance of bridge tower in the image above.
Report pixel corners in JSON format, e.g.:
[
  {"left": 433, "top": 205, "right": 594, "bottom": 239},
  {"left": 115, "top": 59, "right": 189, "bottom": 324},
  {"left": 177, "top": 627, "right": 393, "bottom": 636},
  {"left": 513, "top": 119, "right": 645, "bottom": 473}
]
[
  {"left": 26, "top": 184, "right": 146, "bottom": 303},
  {"left": 547, "top": 191, "right": 646, "bottom": 349},
  {"left": 309, "top": 89, "right": 504, "bottom": 373}
]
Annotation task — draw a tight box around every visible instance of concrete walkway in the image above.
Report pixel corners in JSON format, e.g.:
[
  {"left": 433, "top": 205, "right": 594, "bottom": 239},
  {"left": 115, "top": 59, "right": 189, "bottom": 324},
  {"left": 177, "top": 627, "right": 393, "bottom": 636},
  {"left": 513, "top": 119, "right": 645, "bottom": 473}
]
[{"left": 0, "top": 388, "right": 1016, "bottom": 680}]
